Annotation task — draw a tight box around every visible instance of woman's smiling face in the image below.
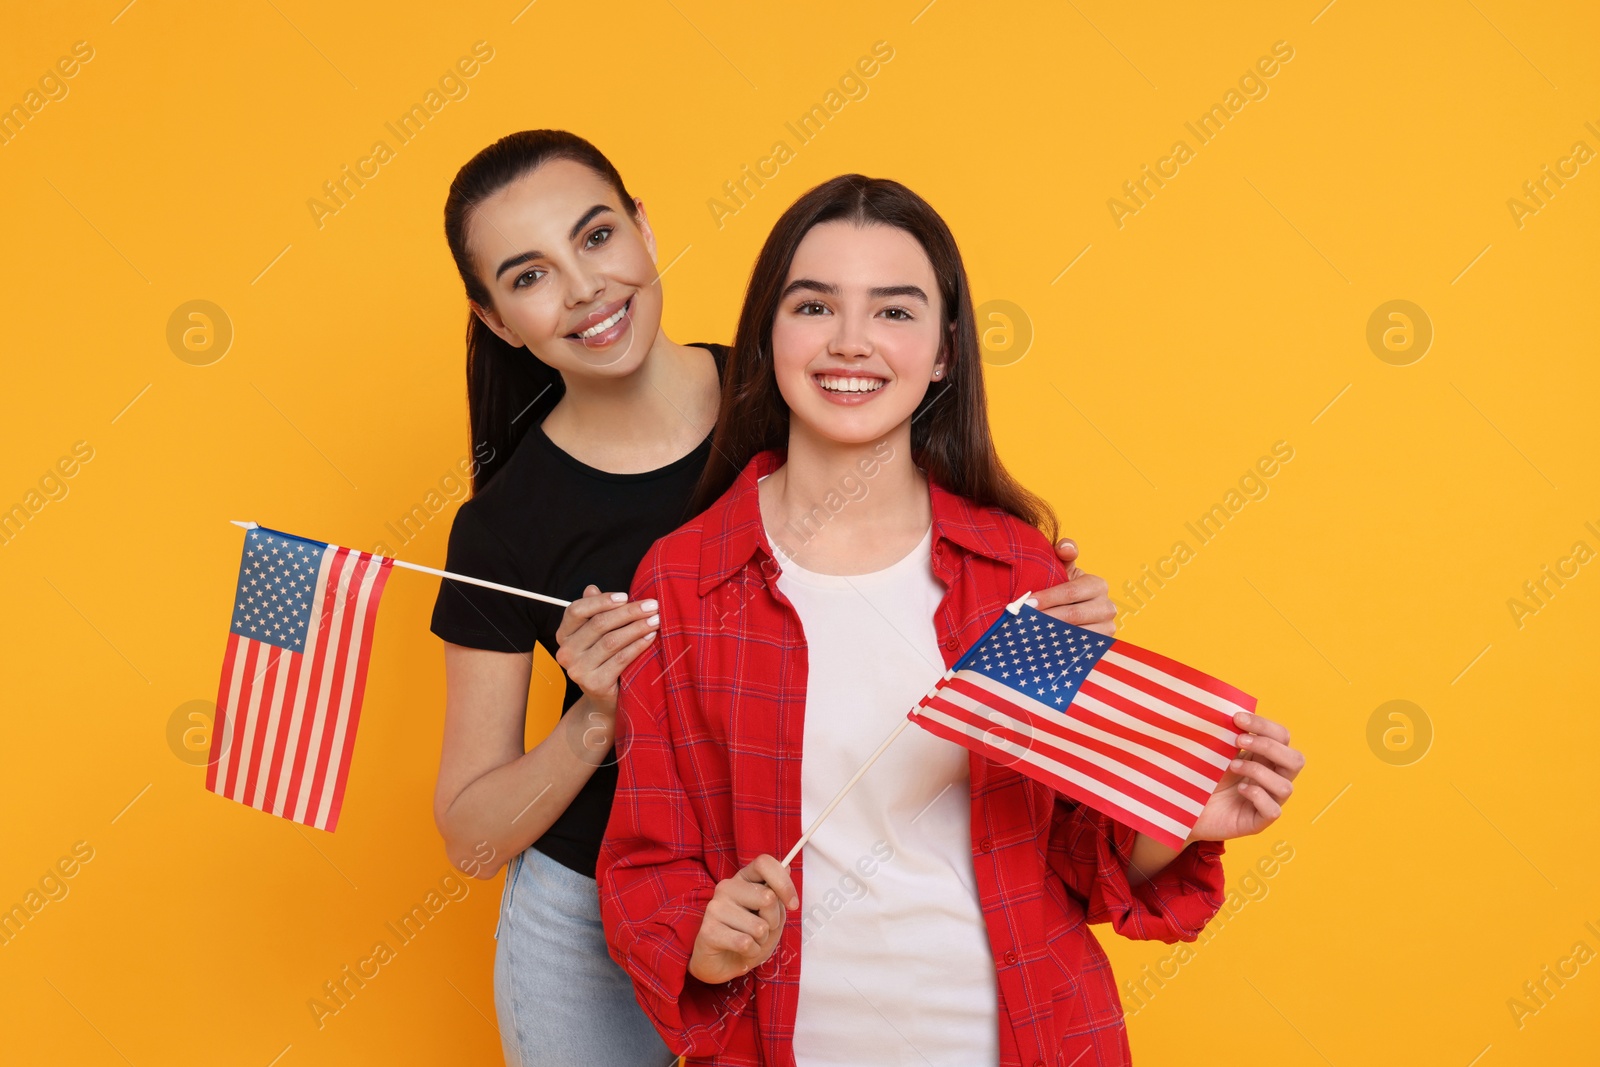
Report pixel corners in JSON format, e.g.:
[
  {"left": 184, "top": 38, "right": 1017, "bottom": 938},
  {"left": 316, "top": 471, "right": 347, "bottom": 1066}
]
[
  {"left": 465, "top": 157, "right": 663, "bottom": 373},
  {"left": 770, "top": 220, "right": 947, "bottom": 447}
]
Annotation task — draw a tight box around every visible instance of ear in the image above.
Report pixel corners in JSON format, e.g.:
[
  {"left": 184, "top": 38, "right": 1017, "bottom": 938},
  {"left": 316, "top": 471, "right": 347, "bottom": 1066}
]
[
  {"left": 633, "top": 197, "right": 658, "bottom": 263},
  {"left": 470, "top": 298, "right": 525, "bottom": 349},
  {"left": 933, "top": 321, "right": 957, "bottom": 379}
]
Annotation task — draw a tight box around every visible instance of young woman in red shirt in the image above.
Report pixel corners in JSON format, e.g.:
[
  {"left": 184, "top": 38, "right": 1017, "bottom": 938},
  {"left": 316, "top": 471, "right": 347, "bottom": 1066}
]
[{"left": 598, "top": 174, "right": 1306, "bottom": 1067}]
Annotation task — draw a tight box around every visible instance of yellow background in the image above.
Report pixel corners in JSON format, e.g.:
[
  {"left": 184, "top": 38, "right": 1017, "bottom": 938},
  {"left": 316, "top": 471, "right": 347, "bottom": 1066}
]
[{"left": 3, "top": 1, "right": 1596, "bottom": 1063}]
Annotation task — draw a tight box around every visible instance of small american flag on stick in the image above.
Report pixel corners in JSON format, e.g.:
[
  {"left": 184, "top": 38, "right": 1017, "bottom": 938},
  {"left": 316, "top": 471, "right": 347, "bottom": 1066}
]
[
  {"left": 909, "top": 600, "right": 1253, "bottom": 850},
  {"left": 208, "top": 526, "right": 394, "bottom": 832}
]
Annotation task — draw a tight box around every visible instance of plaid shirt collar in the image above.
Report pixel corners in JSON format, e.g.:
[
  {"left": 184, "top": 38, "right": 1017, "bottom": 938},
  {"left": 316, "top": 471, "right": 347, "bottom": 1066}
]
[{"left": 695, "top": 446, "right": 1016, "bottom": 596}]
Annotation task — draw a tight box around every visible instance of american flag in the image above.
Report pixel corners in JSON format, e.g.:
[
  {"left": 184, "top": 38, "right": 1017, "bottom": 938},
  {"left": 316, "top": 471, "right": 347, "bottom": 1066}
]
[
  {"left": 909, "top": 603, "right": 1253, "bottom": 850},
  {"left": 207, "top": 526, "right": 394, "bottom": 832}
]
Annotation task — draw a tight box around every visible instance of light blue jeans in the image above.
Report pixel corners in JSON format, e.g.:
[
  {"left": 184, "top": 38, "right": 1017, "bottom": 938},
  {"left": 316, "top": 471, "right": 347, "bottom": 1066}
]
[{"left": 493, "top": 845, "right": 678, "bottom": 1067}]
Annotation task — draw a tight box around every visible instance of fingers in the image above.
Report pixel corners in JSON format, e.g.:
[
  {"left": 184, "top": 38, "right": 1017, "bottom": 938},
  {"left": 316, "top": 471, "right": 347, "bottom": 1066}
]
[
  {"left": 720, "top": 874, "right": 783, "bottom": 914},
  {"left": 1053, "top": 538, "right": 1080, "bottom": 567},
  {"left": 705, "top": 895, "right": 773, "bottom": 951},
  {"left": 1237, "top": 731, "right": 1306, "bottom": 780},
  {"left": 1031, "top": 573, "right": 1116, "bottom": 629},
  {"left": 557, "top": 585, "right": 626, "bottom": 633},
  {"left": 582, "top": 629, "right": 660, "bottom": 693},
  {"left": 556, "top": 595, "right": 661, "bottom": 675},
  {"left": 1228, "top": 755, "right": 1293, "bottom": 804},
  {"left": 742, "top": 854, "right": 800, "bottom": 910},
  {"left": 1233, "top": 710, "right": 1291, "bottom": 747},
  {"left": 1236, "top": 777, "right": 1284, "bottom": 821}
]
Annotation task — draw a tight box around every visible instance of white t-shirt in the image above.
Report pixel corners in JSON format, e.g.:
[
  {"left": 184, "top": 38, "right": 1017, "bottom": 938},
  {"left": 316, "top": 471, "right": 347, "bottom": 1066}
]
[{"left": 763, "top": 497, "right": 1000, "bottom": 1067}]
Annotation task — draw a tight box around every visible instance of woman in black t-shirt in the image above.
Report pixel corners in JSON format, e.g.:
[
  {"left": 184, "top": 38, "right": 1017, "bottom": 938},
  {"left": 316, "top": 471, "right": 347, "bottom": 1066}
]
[{"left": 430, "top": 130, "right": 1118, "bottom": 1067}]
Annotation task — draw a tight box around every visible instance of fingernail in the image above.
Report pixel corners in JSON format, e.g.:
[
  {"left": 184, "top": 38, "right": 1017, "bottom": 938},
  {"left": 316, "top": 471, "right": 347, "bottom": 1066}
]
[
  {"left": 1058, "top": 539, "right": 1075, "bottom": 550},
  {"left": 1238, "top": 734, "right": 1252, "bottom": 746},
  {"left": 1026, "top": 597, "right": 1039, "bottom": 607},
  {"left": 647, "top": 614, "right": 660, "bottom": 627},
  {"left": 1238, "top": 782, "right": 1249, "bottom": 792},
  {"left": 644, "top": 631, "right": 657, "bottom": 640},
  {"left": 1230, "top": 759, "right": 1244, "bottom": 770},
  {"left": 610, "top": 593, "right": 627, "bottom": 602},
  {"left": 790, "top": 896, "right": 799, "bottom": 909},
  {"left": 642, "top": 599, "right": 658, "bottom": 613}
]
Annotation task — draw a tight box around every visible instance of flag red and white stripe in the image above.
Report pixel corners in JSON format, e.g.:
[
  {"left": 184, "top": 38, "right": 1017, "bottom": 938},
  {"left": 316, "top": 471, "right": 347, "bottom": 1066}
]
[
  {"left": 909, "top": 606, "right": 1252, "bottom": 850},
  {"left": 207, "top": 528, "right": 393, "bottom": 832}
]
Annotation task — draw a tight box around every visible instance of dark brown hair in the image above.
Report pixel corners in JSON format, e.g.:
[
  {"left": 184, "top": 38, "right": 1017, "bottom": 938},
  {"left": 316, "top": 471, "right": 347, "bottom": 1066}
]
[
  {"left": 689, "top": 174, "right": 1058, "bottom": 544},
  {"left": 442, "top": 129, "right": 638, "bottom": 491}
]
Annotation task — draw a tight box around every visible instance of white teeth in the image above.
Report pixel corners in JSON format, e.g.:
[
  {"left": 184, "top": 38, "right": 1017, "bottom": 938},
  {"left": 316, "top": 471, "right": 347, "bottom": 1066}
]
[
  {"left": 818, "top": 375, "right": 885, "bottom": 394},
  {"left": 577, "top": 302, "right": 627, "bottom": 339}
]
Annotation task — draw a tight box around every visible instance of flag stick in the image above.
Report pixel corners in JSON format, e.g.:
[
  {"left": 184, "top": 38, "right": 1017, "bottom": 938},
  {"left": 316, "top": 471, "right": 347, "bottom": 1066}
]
[
  {"left": 780, "top": 715, "right": 914, "bottom": 867},
  {"left": 777, "top": 591, "right": 1035, "bottom": 868},
  {"left": 230, "top": 521, "right": 573, "bottom": 607}
]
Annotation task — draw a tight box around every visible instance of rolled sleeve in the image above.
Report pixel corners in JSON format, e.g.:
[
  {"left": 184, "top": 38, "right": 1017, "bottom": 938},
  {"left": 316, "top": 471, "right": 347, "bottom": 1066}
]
[{"left": 1048, "top": 797, "right": 1227, "bottom": 942}]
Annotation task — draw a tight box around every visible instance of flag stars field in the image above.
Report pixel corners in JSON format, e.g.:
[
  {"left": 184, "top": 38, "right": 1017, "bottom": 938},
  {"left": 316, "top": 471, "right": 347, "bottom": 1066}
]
[{"left": 909, "top": 606, "right": 1252, "bottom": 849}]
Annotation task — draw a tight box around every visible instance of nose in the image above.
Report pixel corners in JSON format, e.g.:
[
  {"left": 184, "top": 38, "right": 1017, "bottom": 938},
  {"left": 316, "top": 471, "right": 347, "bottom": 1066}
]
[
  {"left": 564, "top": 258, "right": 605, "bottom": 309},
  {"left": 827, "top": 309, "right": 873, "bottom": 359}
]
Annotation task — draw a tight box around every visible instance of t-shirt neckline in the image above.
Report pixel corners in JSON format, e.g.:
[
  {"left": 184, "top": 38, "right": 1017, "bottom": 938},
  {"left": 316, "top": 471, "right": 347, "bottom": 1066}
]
[
  {"left": 530, "top": 342, "right": 723, "bottom": 484},
  {"left": 760, "top": 472, "right": 935, "bottom": 589}
]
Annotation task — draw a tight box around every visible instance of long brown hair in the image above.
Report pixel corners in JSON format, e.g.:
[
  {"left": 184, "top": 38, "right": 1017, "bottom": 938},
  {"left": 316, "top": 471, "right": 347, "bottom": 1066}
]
[
  {"left": 442, "top": 129, "right": 638, "bottom": 491},
  {"left": 690, "top": 174, "right": 1058, "bottom": 544}
]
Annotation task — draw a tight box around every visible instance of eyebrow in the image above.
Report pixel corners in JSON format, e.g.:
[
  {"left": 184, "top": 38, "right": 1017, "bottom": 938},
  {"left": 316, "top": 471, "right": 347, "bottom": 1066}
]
[
  {"left": 780, "top": 278, "right": 930, "bottom": 303},
  {"left": 493, "top": 204, "right": 615, "bottom": 280}
]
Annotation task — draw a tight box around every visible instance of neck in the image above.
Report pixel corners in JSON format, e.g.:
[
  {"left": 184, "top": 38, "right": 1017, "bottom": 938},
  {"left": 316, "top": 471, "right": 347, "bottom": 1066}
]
[
  {"left": 761, "top": 420, "right": 928, "bottom": 573},
  {"left": 543, "top": 330, "right": 716, "bottom": 468}
]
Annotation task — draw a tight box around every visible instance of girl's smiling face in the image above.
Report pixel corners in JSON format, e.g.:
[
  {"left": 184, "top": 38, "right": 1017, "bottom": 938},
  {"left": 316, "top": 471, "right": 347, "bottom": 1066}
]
[
  {"left": 464, "top": 157, "right": 663, "bottom": 373},
  {"left": 770, "top": 220, "right": 948, "bottom": 447}
]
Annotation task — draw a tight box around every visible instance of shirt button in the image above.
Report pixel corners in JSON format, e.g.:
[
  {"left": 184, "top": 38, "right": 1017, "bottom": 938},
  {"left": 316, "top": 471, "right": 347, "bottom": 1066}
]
[
  {"left": 978, "top": 838, "right": 992, "bottom": 853},
  {"left": 1004, "top": 950, "right": 1018, "bottom": 965},
  {"left": 943, "top": 634, "right": 958, "bottom": 649}
]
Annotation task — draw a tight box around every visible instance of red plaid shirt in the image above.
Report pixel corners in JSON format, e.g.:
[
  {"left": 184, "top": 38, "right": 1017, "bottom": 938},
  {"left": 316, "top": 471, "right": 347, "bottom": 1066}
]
[{"left": 598, "top": 447, "right": 1227, "bottom": 1067}]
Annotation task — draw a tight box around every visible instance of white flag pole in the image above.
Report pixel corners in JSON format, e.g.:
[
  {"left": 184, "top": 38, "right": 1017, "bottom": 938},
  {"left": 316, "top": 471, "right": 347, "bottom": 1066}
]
[
  {"left": 777, "top": 590, "right": 1035, "bottom": 868},
  {"left": 230, "top": 520, "right": 573, "bottom": 608},
  {"left": 781, "top": 716, "right": 913, "bottom": 867}
]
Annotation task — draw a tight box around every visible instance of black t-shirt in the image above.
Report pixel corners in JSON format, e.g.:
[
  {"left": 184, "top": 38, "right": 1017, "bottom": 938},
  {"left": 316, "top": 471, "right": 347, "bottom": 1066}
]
[{"left": 429, "top": 342, "right": 728, "bottom": 879}]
